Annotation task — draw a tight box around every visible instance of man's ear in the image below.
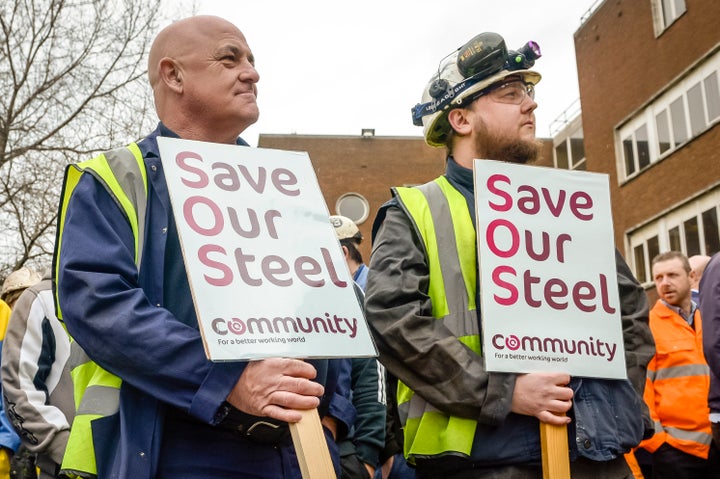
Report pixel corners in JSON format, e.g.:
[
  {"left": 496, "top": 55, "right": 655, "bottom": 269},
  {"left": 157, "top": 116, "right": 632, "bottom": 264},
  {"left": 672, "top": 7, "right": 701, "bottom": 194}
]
[
  {"left": 159, "top": 57, "right": 183, "bottom": 93},
  {"left": 447, "top": 107, "right": 473, "bottom": 137},
  {"left": 341, "top": 245, "right": 350, "bottom": 259}
]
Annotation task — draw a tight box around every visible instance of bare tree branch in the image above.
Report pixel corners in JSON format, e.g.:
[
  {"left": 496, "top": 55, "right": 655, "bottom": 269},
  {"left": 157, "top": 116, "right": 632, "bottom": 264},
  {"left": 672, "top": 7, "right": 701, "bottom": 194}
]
[{"left": 0, "top": 0, "right": 179, "bottom": 278}]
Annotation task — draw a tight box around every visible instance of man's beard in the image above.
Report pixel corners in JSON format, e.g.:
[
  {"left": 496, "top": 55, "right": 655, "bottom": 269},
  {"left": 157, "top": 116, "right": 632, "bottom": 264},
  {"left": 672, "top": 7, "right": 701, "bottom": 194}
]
[{"left": 475, "top": 121, "right": 541, "bottom": 164}]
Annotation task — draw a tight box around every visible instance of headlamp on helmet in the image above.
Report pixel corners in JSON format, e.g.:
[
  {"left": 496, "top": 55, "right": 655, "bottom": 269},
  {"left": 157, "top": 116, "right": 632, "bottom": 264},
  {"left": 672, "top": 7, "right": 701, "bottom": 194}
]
[{"left": 411, "top": 32, "right": 542, "bottom": 146}]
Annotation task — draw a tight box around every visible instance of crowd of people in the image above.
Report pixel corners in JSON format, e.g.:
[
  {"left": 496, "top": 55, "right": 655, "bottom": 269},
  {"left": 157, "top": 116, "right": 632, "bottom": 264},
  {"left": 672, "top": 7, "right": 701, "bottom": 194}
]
[{"left": 0, "top": 13, "right": 718, "bottom": 479}]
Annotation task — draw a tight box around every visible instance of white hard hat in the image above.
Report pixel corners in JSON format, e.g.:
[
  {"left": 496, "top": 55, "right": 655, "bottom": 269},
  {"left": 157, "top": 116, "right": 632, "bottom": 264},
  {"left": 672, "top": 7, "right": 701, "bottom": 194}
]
[
  {"left": 411, "top": 32, "right": 542, "bottom": 148},
  {"left": 1, "top": 267, "right": 42, "bottom": 300},
  {"left": 329, "top": 215, "right": 361, "bottom": 241}
]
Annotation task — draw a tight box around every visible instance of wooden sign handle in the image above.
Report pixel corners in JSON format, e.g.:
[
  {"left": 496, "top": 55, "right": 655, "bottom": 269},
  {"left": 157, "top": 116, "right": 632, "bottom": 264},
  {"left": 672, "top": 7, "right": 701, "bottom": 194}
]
[
  {"left": 540, "top": 419, "right": 571, "bottom": 479},
  {"left": 289, "top": 408, "right": 335, "bottom": 478}
]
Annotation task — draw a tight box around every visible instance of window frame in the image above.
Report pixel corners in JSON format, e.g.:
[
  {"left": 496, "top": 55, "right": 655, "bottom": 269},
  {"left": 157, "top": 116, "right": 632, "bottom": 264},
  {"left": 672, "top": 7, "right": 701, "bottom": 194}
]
[
  {"left": 553, "top": 116, "right": 586, "bottom": 171},
  {"left": 616, "top": 51, "right": 720, "bottom": 183},
  {"left": 335, "top": 192, "right": 370, "bottom": 224},
  {"left": 651, "top": 0, "right": 687, "bottom": 36},
  {"left": 627, "top": 187, "right": 720, "bottom": 286}
]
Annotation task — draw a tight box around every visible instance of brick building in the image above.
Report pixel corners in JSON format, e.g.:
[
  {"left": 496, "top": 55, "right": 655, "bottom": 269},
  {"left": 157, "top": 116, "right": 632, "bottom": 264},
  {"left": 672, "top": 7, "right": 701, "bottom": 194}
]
[
  {"left": 258, "top": 131, "right": 553, "bottom": 262},
  {"left": 552, "top": 0, "right": 720, "bottom": 290},
  {"left": 257, "top": 132, "right": 444, "bottom": 262},
  {"left": 259, "top": 0, "right": 719, "bottom": 291}
]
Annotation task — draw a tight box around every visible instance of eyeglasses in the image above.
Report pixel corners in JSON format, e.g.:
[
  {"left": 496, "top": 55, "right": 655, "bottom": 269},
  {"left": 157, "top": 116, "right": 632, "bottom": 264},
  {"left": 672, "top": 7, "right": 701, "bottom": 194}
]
[
  {"left": 463, "top": 80, "right": 535, "bottom": 106},
  {"left": 411, "top": 34, "right": 541, "bottom": 126}
]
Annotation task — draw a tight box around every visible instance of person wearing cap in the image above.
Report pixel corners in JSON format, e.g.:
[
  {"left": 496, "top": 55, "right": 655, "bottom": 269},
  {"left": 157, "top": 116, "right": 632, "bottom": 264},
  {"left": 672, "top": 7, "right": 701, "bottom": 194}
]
[
  {"left": 2, "top": 269, "right": 73, "bottom": 479},
  {"left": 0, "top": 268, "right": 42, "bottom": 479},
  {"left": 1, "top": 268, "right": 42, "bottom": 311},
  {"left": 53, "top": 15, "right": 343, "bottom": 479},
  {"left": 330, "top": 215, "right": 415, "bottom": 479},
  {"left": 364, "top": 32, "right": 654, "bottom": 478},
  {"left": 328, "top": 215, "right": 387, "bottom": 479},
  {"left": 331, "top": 215, "right": 369, "bottom": 290}
]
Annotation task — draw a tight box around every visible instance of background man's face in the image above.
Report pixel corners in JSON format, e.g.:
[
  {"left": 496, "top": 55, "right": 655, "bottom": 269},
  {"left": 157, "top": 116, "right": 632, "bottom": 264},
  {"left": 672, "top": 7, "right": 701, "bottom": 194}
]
[
  {"left": 181, "top": 26, "right": 260, "bottom": 134},
  {"left": 653, "top": 258, "right": 692, "bottom": 306},
  {"left": 467, "top": 85, "right": 539, "bottom": 164}
]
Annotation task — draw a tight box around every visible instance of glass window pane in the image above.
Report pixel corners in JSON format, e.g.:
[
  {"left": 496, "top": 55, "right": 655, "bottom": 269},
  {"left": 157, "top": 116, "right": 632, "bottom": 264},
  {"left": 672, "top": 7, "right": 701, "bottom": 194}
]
[
  {"left": 674, "top": 0, "right": 687, "bottom": 17},
  {"left": 687, "top": 82, "right": 706, "bottom": 137},
  {"left": 662, "top": 0, "right": 674, "bottom": 26},
  {"left": 574, "top": 159, "right": 587, "bottom": 171},
  {"left": 570, "top": 137, "right": 585, "bottom": 168},
  {"left": 634, "top": 244, "right": 647, "bottom": 284},
  {"left": 648, "top": 236, "right": 660, "bottom": 267},
  {"left": 623, "top": 136, "right": 635, "bottom": 176},
  {"left": 336, "top": 193, "right": 369, "bottom": 223},
  {"left": 636, "top": 124, "right": 650, "bottom": 169},
  {"left": 703, "top": 208, "right": 720, "bottom": 255},
  {"left": 670, "top": 96, "right": 688, "bottom": 146},
  {"left": 705, "top": 72, "right": 720, "bottom": 122},
  {"left": 656, "top": 110, "right": 672, "bottom": 155},
  {"left": 555, "top": 141, "right": 569, "bottom": 169},
  {"left": 669, "top": 226, "right": 682, "bottom": 251},
  {"left": 684, "top": 217, "right": 700, "bottom": 256}
]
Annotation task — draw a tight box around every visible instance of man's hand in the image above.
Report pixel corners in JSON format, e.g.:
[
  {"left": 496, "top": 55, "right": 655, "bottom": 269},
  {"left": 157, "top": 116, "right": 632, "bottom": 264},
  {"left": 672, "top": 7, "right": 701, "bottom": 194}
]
[
  {"left": 226, "top": 358, "right": 324, "bottom": 423},
  {"left": 380, "top": 456, "right": 394, "bottom": 479},
  {"left": 320, "top": 415, "right": 338, "bottom": 441},
  {"left": 511, "top": 372, "right": 573, "bottom": 425}
]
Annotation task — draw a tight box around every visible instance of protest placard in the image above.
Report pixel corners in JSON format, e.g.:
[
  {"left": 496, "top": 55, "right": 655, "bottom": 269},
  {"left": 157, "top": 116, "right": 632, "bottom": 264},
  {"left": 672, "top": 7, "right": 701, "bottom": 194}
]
[
  {"left": 158, "top": 137, "right": 376, "bottom": 362},
  {"left": 474, "top": 159, "right": 626, "bottom": 379}
]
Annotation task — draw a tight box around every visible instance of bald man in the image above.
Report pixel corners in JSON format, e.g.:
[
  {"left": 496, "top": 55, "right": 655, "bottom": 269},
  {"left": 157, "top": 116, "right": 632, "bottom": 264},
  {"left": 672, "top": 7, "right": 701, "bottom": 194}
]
[
  {"left": 690, "top": 255, "right": 712, "bottom": 305},
  {"left": 55, "top": 16, "right": 343, "bottom": 479}
]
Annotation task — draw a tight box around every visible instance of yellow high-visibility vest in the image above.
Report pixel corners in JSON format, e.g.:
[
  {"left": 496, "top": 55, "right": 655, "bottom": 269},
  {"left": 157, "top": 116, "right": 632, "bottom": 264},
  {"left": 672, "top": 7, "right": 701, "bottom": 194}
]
[
  {"left": 54, "top": 144, "right": 146, "bottom": 478},
  {"left": 392, "top": 175, "right": 481, "bottom": 462}
]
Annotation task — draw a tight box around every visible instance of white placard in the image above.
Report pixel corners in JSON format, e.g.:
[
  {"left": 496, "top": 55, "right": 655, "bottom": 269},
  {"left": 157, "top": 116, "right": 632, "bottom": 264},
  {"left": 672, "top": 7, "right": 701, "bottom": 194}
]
[
  {"left": 474, "top": 160, "right": 626, "bottom": 379},
  {"left": 158, "top": 137, "right": 376, "bottom": 361}
]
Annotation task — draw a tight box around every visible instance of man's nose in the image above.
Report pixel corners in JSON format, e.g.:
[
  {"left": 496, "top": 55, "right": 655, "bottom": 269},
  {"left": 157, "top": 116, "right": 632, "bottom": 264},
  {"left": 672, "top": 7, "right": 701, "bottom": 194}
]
[
  {"left": 522, "top": 95, "right": 538, "bottom": 113},
  {"left": 239, "top": 61, "right": 260, "bottom": 83}
]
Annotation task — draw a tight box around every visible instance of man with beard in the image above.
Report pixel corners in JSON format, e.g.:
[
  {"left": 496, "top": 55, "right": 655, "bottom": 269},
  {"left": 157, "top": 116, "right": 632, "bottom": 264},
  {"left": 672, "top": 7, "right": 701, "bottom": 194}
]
[
  {"left": 364, "top": 32, "right": 655, "bottom": 479},
  {"left": 54, "top": 15, "right": 342, "bottom": 479},
  {"left": 635, "top": 251, "right": 718, "bottom": 478}
]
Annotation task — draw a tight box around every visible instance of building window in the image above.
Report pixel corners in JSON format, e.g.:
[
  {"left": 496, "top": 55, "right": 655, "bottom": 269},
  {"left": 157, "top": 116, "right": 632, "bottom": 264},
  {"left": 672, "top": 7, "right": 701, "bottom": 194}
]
[
  {"left": 335, "top": 193, "right": 369, "bottom": 224},
  {"left": 617, "top": 52, "right": 720, "bottom": 182},
  {"left": 707, "top": 72, "right": 720, "bottom": 121},
  {"left": 655, "top": 110, "right": 672, "bottom": 155},
  {"left": 628, "top": 188, "right": 720, "bottom": 284},
  {"left": 633, "top": 244, "right": 648, "bottom": 284},
  {"left": 703, "top": 207, "right": 720, "bottom": 253},
  {"left": 621, "top": 123, "right": 650, "bottom": 177},
  {"left": 553, "top": 118, "right": 585, "bottom": 171},
  {"left": 652, "top": 0, "right": 687, "bottom": 35}
]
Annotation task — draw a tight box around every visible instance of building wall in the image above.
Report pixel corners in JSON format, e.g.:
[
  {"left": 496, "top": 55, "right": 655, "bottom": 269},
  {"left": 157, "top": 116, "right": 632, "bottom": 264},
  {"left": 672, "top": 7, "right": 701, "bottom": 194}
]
[
  {"left": 258, "top": 133, "right": 554, "bottom": 262},
  {"left": 574, "top": 0, "right": 720, "bottom": 252},
  {"left": 258, "top": 134, "right": 445, "bottom": 261}
]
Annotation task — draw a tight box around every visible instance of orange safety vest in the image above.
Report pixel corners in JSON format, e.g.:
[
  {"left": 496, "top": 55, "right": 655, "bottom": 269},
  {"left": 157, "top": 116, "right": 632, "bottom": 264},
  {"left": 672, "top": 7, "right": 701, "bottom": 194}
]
[{"left": 639, "top": 300, "right": 712, "bottom": 458}]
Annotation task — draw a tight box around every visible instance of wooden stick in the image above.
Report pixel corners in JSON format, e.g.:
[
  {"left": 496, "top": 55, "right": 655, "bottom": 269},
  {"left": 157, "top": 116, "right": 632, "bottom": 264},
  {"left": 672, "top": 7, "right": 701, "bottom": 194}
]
[
  {"left": 289, "top": 408, "right": 335, "bottom": 478},
  {"left": 540, "top": 421, "right": 571, "bottom": 479}
]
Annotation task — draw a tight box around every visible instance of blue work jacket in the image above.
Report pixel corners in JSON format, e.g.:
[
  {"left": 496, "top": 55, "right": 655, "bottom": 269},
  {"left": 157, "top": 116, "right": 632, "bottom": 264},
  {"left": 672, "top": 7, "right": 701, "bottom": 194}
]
[{"left": 56, "top": 123, "right": 341, "bottom": 478}]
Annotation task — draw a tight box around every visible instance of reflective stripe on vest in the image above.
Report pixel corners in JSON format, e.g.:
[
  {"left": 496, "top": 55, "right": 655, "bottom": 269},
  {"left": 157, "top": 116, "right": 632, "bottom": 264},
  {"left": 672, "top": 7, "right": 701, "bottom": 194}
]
[
  {"left": 640, "top": 304, "right": 712, "bottom": 459},
  {"left": 54, "top": 144, "right": 147, "bottom": 478},
  {"left": 392, "top": 176, "right": 480, "bottom": 461}
]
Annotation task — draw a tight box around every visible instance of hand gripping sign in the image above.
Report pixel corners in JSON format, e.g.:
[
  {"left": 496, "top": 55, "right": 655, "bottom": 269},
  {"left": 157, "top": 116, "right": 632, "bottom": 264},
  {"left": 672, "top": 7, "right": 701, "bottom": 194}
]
[
  {"left": 474, "top": 160, "right": 627, "bottom": 478},
  {"left": 158, "top": 137, "right": 376, "bottom": 478}
]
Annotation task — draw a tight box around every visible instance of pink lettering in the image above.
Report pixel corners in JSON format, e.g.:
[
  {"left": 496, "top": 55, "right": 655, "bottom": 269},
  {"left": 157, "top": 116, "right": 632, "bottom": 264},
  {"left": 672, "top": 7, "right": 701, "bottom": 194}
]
[
  {"left": 176, "top": 151, "right": 208, "bottom": 188},
  {"left": 184, "top": 196, "right": 223, "bottom": 235}
]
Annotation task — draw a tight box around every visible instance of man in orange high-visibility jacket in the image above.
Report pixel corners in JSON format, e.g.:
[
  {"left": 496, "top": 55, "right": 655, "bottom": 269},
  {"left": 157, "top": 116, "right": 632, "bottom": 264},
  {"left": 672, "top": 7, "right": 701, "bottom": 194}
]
[{"left": 637, "top": 251, "right": 720, "bottom": 478}]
